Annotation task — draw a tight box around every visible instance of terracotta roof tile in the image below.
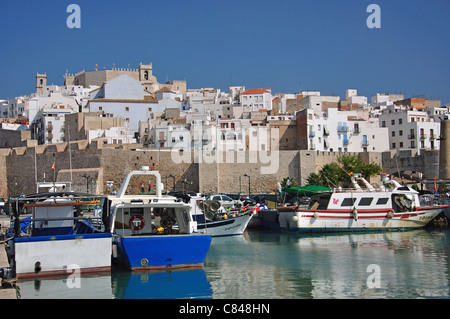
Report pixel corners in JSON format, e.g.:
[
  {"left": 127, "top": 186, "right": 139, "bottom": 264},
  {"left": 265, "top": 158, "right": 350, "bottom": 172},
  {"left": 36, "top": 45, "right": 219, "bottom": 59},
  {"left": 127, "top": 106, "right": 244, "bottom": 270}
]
[{"left": 241, "top": 88, "right": 270, "bottom": 95}]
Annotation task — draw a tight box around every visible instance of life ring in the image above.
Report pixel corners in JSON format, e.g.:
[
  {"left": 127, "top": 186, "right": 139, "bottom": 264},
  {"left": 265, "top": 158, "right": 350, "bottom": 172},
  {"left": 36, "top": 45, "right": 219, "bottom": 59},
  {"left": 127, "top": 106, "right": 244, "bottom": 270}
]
[{"left": 129, "top": 215, "right": 145, "bottom": 230}]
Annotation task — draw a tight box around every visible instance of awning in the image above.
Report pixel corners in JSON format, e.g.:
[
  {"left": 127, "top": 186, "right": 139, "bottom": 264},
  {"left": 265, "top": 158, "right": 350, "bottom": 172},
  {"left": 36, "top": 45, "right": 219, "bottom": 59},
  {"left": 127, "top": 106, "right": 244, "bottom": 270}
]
[{"left": 282, "top": 185, "right": 331, "bottom": 196}]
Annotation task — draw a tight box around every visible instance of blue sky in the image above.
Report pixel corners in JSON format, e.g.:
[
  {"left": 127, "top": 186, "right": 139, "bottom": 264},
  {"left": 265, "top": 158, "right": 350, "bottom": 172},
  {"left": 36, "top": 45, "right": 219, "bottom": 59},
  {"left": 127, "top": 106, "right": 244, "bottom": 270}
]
[{"left": 0, "top": 0, "right": 449, "bottom": 104}]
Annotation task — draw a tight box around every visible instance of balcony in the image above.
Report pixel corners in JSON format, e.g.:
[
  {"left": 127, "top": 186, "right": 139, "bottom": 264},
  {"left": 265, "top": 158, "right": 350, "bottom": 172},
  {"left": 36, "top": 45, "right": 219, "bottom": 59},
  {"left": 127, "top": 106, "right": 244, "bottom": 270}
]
[
  {"left": 419, "top": 134, "right": 427, "bottom": 140},
  {"left": 408, "top": 134, "right": 415, "bottom": 139},
  {"left": 158, "top": 132, "right": 166, "bottom": 141},
  {"left": 337, "top": 126, "right": 348, "bottom": 132}
]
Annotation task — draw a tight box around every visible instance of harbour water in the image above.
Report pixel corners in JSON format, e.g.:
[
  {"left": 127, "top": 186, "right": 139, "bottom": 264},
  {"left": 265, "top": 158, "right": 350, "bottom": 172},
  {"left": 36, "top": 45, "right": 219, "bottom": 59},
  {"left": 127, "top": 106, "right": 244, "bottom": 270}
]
[{"left": 15, "top": 227, "right": 450, "bottom": 299}]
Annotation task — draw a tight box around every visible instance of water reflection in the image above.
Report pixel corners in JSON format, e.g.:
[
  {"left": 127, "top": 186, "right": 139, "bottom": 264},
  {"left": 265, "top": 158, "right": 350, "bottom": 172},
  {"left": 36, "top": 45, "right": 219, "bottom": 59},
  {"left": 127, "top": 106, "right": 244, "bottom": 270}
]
[
  {"left": 17, "top": 273, "right": 114, "bottom": 299},
  {"left": 111, "top": 268, "right": 212, "bottom": 299},
  {"left": 16, "top": 229, "right": 450, "bottom": 299},
  {"left": 205, "top": 229, "right": 450, "bottom": 298}
]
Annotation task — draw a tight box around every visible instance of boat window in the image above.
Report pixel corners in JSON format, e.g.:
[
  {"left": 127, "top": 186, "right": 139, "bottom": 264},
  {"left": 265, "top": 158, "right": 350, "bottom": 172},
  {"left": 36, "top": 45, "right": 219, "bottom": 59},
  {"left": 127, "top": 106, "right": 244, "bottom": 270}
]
[
  {"left": 392, "top": 194, "right": 413, "bottom": 212},
  {"left": 341, "top": 198, "right": 357, "bottom": 206},
  {"left": 358, "top": 197, "right": 373, "bottom": 206},
  {"left": 130, "top": 207, "right": 144, "bottom": 215},
  {"left": 376, "top": 198, "right": 389, "bottom": 205}
]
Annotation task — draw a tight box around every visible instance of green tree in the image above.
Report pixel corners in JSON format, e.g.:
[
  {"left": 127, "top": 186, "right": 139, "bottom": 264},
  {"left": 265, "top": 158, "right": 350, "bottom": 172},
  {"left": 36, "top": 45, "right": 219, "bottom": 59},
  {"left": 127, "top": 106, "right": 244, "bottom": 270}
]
[
  {"left": 335, "top": 154, "right": 381, "bottom": 184},
  {"left": 281, "top": 176, "right": 297, "bottom": 189},
  {"left": 306, "top": 163, "right": 341, "bottom": 188},
  {"left": 307, "top": 154, "right": 382, "bottom": 188},
  {"left": 439, "top": 181, "right": 448, "bottom": 193}
]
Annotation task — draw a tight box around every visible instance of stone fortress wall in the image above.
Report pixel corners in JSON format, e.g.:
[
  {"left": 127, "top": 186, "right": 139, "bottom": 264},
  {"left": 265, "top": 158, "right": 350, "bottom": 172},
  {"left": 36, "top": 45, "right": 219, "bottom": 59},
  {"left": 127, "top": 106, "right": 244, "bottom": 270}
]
[{"left": 0, "top": 138, "right": 441, "bottom": 198}]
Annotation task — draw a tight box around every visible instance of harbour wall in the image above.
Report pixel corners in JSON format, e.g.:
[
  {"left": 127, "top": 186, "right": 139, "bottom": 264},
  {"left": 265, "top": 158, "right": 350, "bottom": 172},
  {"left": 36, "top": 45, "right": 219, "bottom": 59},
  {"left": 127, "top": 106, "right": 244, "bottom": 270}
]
[{"left": 0, "top": 140, "right": 441, "bottom": 198}]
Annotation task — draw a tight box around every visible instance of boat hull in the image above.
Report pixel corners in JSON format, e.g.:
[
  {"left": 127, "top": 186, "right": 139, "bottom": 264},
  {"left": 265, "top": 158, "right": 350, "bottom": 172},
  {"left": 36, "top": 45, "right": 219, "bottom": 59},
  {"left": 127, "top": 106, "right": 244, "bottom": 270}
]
[
  {"left": 196, "top": 214, "right": 253, "bottom": 237},
  {"left": 114, "top": 234, "right": 211, "bottom": 271},
  {"left": 279, "top": 207, "right": 444, "bottom": 232},
  {"left": 12, "top": 233, "right": 112, "bottom": 279}
]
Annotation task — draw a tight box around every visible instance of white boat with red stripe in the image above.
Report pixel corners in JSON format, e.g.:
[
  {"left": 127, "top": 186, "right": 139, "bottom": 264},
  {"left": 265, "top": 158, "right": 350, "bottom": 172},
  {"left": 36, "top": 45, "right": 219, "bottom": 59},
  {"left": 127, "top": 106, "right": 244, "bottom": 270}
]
[{"left": 279, "top": 173, "right": 449, "bottom": 232}]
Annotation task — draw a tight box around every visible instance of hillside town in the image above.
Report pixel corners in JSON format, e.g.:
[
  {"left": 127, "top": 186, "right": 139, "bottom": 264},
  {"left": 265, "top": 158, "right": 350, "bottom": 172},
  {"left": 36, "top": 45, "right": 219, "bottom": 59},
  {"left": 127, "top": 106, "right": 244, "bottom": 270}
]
[{"left": 2, "top": 63, "right": 449, "bottom": 155}]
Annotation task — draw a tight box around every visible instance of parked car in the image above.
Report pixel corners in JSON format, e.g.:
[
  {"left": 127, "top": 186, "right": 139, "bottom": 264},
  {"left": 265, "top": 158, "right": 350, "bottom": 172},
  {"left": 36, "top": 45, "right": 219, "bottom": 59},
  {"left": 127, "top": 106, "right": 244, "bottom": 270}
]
[
  {"left": 206, "top": 194, "right": 236, "bottom": 208},
  {"left": 224, "top": 193, "right": 256, "bottom": 206},
  {"left": 237, "top": 195, "right": 256, "bottom": 206},
  {"left": 251, "top": 194, "right": 270, "bottom": 204}
]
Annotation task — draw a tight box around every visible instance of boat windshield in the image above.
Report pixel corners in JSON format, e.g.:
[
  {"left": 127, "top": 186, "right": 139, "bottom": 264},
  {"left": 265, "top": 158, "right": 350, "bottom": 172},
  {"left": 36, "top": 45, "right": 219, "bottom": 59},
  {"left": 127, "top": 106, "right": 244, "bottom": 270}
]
[{"left": 308, "top": 193, "right": 331, "bottom": 210}]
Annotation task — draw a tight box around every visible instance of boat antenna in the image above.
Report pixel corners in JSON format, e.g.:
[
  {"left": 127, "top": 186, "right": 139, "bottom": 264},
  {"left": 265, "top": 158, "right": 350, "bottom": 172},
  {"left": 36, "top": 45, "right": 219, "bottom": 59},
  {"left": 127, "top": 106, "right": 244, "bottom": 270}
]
[
  {"left": 322, "top": 174, "right": 338, "bottom": 188},
  {"left": 68, "top": 125, "right": 73, "bottom": 191},
  {"left": 394, "top": 152, "right": 404, "bottom": 186}
]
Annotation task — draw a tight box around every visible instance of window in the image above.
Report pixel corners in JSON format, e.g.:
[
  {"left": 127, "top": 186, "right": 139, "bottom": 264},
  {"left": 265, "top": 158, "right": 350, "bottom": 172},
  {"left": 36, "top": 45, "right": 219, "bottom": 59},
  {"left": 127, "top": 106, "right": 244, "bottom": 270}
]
[
  {"left": 392, "top": 143, "right": 396, "bottom": 148},
  {"left": 359, "top": 197, "right": 373, "bottom": 206},
  {"left": 391, "top": 119, "right": 395, "bottom": 125},
  {"left": 392, "top": 131, "right": 395, "bottom": 137},
  {"left": 399, "top": 119, "right": 403, "bottom": 124},
  {"left": 341, "top": 198, "right": 357, "bottom": 206},
  {"left": 125, "top": 107, "right": 129, "bottom": 111},
  {"left": 399, "top": 130, "right": 403, "bottom": 136},
  {"left": 221, "top": 196, "right": 233, "bottom": 202},
  {"left": 376, "top": 198, "right": 389, "bottom": 205},
  {"left": 381, "top": 121, "right": 386, "bottom": 127}
]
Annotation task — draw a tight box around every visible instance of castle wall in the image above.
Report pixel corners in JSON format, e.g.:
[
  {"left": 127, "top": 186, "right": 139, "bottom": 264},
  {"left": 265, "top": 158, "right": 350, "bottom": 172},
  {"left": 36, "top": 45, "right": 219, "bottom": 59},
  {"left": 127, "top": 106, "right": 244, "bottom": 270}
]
[{"left": 0, "top": 140, "right": 442, "bottom": 198}]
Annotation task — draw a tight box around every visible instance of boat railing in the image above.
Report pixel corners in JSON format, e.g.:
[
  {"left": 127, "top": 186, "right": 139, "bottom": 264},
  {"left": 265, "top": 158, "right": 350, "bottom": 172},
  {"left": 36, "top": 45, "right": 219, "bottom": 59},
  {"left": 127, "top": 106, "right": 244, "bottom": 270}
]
[
  {"left": 332, "top": 187, "right": 391, "bottom": 193},
  {"left": 419, "top": 194, "right": 448, "bottom": 207}
]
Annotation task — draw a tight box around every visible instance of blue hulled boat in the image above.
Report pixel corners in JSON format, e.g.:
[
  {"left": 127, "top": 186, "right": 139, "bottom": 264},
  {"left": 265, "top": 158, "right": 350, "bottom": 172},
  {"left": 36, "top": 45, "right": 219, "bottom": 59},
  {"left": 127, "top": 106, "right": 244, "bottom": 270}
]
[
  {"left": 109, "top": 167, "right": 211, "bottom": 271},
  {"left": 4, "top": 192, "right": 112, "bottom": 279}
]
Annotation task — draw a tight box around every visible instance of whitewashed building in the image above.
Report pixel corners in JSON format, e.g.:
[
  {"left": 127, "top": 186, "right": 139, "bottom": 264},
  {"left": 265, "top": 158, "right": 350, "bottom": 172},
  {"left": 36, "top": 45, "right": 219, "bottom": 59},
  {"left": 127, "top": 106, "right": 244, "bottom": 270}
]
[
  {"left": 88, "top": 74, "right": 157, "bottom": 132},
  {"left": 240, "top": 88, "right": 272, "bottom": 112},
  {"left": 298, "top": 108, "right": 389, "bottom": 152},
  {"left": 379, "top": 104, "right": 441, "bottom": 154}
]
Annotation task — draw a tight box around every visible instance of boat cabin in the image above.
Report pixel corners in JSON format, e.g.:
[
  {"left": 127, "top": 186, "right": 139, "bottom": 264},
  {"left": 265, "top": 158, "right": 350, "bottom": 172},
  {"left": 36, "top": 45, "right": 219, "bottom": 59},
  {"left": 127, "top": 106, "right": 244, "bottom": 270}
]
[
  {"left": 308, "top": 181, "right": 421, "bottom": 213},
  {"left": 109, "top": 167, "right": 199, "bottom": 236}
]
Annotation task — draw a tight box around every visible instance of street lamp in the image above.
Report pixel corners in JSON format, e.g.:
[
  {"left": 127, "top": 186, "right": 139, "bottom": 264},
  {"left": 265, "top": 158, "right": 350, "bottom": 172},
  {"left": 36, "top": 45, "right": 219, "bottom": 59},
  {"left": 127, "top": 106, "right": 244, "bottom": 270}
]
[
  {"left": 82, "top": 174, "right": 90, "bottom": 193},
  {"left": 243, "top": 173, "right": 251, "bottom": 197}
]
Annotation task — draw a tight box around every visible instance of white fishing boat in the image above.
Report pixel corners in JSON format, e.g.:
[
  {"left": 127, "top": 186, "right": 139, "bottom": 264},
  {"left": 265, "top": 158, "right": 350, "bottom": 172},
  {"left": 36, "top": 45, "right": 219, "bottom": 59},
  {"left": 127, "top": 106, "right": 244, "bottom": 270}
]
[
  {"left": 108, "top": 167, "right": 211, "bottom": 271},
  {"left": 189, "top": 197, "right": 254, "bottom": 237},
  {"left": 4, "top": 192, "right": 112, "bottom": 279},
  {"left": 278, "top": 173, "right": 448, "bottom": 232},
  {"left": 149, "top": 192, "right": 254, "bottom": 237}
]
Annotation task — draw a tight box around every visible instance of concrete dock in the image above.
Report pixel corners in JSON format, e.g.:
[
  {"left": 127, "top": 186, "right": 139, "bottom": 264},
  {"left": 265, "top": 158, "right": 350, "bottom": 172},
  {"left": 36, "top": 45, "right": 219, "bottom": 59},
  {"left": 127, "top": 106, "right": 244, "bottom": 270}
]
[{"left": 0, "top": 215, "right": 17, "bottom": 299}]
